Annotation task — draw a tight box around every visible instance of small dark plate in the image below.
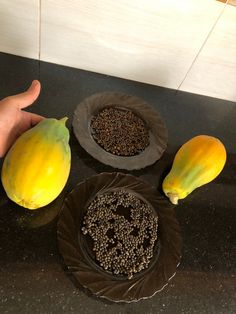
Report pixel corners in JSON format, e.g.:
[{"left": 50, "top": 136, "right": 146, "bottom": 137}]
[
  {"left": 57, "top": 172, "right": 181, "bottom": 303},
  {"left": 72, "top": 92, "right": 168, "bottom": 170}
]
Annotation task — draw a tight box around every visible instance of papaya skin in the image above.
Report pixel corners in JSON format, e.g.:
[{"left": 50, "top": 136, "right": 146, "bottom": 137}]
[
  {"left": 1, "top": 117, "right": 71, "bottom": 210},
  {"left": 162, "top": 135, "right": 227, "bottom": 205}
]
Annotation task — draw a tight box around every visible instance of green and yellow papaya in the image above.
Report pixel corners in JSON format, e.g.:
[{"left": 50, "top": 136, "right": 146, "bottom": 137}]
[
  {"left": 162, "top": 135, "right": 226, "bottom": 205},
  {"left": 1, "top": 117, "right": 71, "bottom": 210}
]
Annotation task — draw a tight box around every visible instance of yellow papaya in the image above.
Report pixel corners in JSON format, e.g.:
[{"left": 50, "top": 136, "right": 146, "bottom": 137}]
[
  {"left": 1, "top": 117, "right": 71, "bottom": 210},
  {"left": 162, "top": 135, "right": 226, "bottom": 205}
]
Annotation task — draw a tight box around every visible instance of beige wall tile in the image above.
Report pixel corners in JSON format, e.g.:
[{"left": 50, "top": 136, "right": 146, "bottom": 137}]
[
  {"left": 41, "top": 0, "right": 224, "bottom": 89},
  {"left": 0, "top": 0, "right": 39, "bottom": 59},
  {"left": 180, "top": 5, "right": 236, "bottom": 102}
]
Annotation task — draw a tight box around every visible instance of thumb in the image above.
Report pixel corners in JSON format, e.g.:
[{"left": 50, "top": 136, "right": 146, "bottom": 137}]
[{"left": 9, "top": 80, "right": 41, "bottom": 109}]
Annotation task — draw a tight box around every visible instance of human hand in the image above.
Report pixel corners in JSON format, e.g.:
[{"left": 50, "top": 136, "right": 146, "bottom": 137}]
[{"left": 0, "top": 80, "right": 44, "bottom": 157}]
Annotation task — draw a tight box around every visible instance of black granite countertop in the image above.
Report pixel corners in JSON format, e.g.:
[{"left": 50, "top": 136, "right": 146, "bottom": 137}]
[{"left": 0, "top": 53, "right": 235, "bottom": 314}]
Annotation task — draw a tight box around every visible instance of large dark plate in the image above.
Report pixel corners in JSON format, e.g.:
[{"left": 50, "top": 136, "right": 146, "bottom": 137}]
[
  {"left": 72, "top": 92, "right": 168, "bottom": 170},
  {"left": 57, "top": 172, "right": 182, "bottom": 303}
]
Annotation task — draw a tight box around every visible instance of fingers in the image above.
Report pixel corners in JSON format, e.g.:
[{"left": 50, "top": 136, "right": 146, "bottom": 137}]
[
  {"left": 0, "top": 112, "right": 44, "bottom": 157},
  {"left": 21, "top": 111, "right": 44, "bottom": 129},
  {"left": 7, "top": 80, "right": 41, "bottom": 109},
  {"left": 29, "top": 112, "right": 44, "bottom": 126}
]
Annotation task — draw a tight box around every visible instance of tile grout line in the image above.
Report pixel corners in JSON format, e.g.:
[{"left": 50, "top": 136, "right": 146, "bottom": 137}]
[
  {"left": 38, "top": 0, "right": 41, "bottom": 109},
  {"left": 38, "top": 0, "right": 41, "bottom": 61},
  {"left": 177, "top": 1, "right": 229, "bottom": 91},
  {"left": 38, "top": 0, "right": 41, "bottom": 81}
]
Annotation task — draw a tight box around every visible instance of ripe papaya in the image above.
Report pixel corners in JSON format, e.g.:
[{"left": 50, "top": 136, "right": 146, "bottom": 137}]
[{"left": 1, "top": 117, "right": 71, "bottom": 209}]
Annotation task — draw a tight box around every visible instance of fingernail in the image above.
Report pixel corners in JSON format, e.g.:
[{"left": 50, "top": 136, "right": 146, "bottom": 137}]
[{"left": 31, "top": 80, "right": 39, "bottom": 88}]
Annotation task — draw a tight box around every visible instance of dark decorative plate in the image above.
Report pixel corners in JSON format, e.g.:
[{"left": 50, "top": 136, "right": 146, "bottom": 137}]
[
  {"left": 72, "top": 92, "right": 168, "bottom": 170},
  {"left": 57, "top": 172, "right": 182, "bottom": 303}
]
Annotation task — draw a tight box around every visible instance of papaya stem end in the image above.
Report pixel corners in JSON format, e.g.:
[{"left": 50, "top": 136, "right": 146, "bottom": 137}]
[
  {"left": 167, "top": 193, "right": 179, "bottom": 205},
  {"left": 60, "top": 117, "right": 68, "bottom": 124}
]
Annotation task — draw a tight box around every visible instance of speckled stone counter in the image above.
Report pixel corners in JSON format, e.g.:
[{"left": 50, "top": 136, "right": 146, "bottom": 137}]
[{"left": 0, "top": 53, "right": 235, "bottom": 314}]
